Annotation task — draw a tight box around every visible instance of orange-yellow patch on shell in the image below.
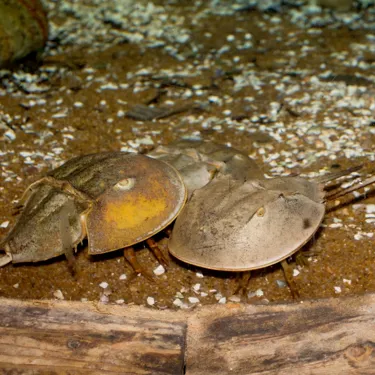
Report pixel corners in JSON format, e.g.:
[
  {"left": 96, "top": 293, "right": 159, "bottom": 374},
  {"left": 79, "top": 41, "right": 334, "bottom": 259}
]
[
  {"left": 85, "top": 157, "right": 186, "bottom": 255},
  {"left": 104, "top": 196, "right": 167, "bottom": 230}
]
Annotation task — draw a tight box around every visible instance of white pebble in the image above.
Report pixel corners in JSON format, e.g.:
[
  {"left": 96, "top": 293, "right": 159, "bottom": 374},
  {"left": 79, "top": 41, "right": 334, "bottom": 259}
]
[
  {"left": 153, "top": 265, "right": 165, "bottom": 276},
  {"left": 196, "top": 272, "right": 204, "bottom": 278},
  {"left": 218, "top": 297, "right": 227, "bottom": 304},
  {"left": 334, "top": 286, "right": 342, "bottom": 294},
  {"left": 192, "top": 283, "right": 201, "bottom": 292},
  {"left": 229, "top": 295, "right": 241, "bottom": 303},
  {"left": 116, "top": 299, "right": 125, "bottom": 305},
  {"left": 4, "top": 129, "right": 16, "bottom": 141},
  {"left": 13, "top": 283, "right": 19, "bottom": 289},
  {"left": 329, "top": 223, "right": 343, "bottom": 228},
  {"left": 53, "top": 290, "right": 64, "bottom": 300},
  {"left": 119, "top": 274, "right": 127, "bottom": 280},
  {"left": 343, "top": 279, "right": 352, "bottom": 285},
  {"left": 255, "top": 289, "right": 264, "bottom": 297},
  {"left": 173, "top": 298, "right": 184, "bottom": 307},
  {"left": 74, "top": 102, "right": 84, "bottom": 108},
  {"left": 0, "top": 221, "right": 9, "bottom": 228},
  {"left": 214, "top": 293, "right": 223, "bottom": 301},
  {"left": 100, "top": 294, "right": 109, "bottom": 303},
  {"left": 147, "top": 296, "right": 155, "bottom": 306},
  {"left": 293, "top": 269, "right": 300, "bottom": 277},
  {"left": 99, "top": 281, "right": 109, "bottom": 289},
  {"left": 188, "top": 297, "right": 200, "bottom": 304},
  {"left": 200, "top": 292, "right": 208, "bottom": 297}
]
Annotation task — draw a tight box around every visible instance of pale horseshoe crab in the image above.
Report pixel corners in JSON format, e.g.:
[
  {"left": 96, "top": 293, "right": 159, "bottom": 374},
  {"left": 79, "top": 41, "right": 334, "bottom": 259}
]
[
  {"left": 168, "top": 156, "right": 375, "bottom": 298},
  {"left": 0, "top": 152, "right": 187, "bottom": 279}
]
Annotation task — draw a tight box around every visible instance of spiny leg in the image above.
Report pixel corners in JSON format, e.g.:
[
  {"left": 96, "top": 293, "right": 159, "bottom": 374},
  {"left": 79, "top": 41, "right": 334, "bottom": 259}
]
[
  {"left": 281, "top": 260, "right": 300, "bottom": 299},
  {"left": 123, "top": 247, "right": 155, "bottom": 282},
  {"left": 146, "top": 238, "right": 169, "bottom": 269},
  {"left": 234, "top": 271, "right": 251, "bottom": 296}
]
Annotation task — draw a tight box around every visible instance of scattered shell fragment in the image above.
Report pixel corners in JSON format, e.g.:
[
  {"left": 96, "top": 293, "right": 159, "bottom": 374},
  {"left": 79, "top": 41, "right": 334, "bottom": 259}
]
[
  {"left": 147, "top": 296, "right": 155, "bottom": 306},
  {"left": 53, "top": 289, "right": 64, "bottom": 300},
  {"left": 188, "top": 296, "right": 200, "bottom": 304},
  {"left": 153, "top": 265, "right": 165, "bottom": 276}
]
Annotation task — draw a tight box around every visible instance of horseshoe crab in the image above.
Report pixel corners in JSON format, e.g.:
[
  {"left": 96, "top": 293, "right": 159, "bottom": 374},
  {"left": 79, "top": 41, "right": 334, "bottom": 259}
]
[
  {"left": 149, "top": 139, "right": 263, "bottom": 196},
  {"left": 169, "top": 161, "right": 375, "bottom": 297},
  {"left": 0, "top": 152, "right": 186, "bottom": 277}
]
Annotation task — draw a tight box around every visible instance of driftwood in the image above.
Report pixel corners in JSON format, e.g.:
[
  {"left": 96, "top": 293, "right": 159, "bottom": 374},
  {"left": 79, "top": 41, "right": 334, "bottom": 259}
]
[{"left": 0, "top": 295, "right": 375, "bottom": 374}]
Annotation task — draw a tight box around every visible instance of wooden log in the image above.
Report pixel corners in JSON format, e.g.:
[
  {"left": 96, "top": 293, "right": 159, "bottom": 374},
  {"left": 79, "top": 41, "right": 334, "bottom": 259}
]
[
  {"left": 1, "top": 294, "right": 375, "bottom": 374},
  {"left": 186, "top": 296, "right": 375, "bottom": 374},
  {"left": 0, "top": 299, "right": 186, "bottom": 374}
]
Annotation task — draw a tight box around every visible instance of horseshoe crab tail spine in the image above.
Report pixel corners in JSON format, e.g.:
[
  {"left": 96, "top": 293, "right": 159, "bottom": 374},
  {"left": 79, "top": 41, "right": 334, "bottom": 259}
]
[
  {"left": 326, "top": 175, "right": 375, "bottom": 201},
  {"left": 315, "top": 165, "right": 363, "bottom": 184}
]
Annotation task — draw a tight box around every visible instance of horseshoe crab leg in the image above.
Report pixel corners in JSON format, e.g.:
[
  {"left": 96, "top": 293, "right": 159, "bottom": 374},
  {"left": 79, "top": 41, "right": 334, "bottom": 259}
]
[
  {"left": 281, "top": 260, "right": 300, "bottom": 299},
  {"left": 145, "top": 238, "right": 169, "bottom": 269},
  {"left": 123, "top": 247, "right": 155, "bottom": 282},
  {"left": 234, "top": 271, "right": 251, "bottom": 296}
]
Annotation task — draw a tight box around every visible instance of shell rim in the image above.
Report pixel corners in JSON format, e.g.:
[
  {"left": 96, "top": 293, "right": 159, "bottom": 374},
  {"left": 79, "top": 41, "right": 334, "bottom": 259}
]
[{"left": 168, "top": 210, "right": 325, "bottom": 271}]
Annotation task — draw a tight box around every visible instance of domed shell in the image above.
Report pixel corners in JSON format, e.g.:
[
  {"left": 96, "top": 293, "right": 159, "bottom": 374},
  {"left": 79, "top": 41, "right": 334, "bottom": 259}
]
[
  {"left": 169, "top": 175, "right": 325, "bottom": 271},
  {"left": 84, "top": 154, "right": 187, "bottom": 254},
  {"left": 1, "top": 152, "right": 186, "bottom": 264}
]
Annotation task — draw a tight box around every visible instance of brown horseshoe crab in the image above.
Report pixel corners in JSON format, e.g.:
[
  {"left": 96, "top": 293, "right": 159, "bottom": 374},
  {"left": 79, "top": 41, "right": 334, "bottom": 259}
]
[
  {"left": 149, "top": 139, "right": 263, "bottom": 196},
  {"left": 0, "top": 152, "right": 187, "bottom": 277},
  {"left": 169, "top": 160, "right": 375, "bottom": 297}
]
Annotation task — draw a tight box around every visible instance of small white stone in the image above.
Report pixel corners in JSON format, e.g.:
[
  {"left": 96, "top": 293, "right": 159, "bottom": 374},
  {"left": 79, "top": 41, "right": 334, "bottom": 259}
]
[
  {"left": 117, "top": 110, "right": 125, "bottom": 118},
  {"left": 366, "top": 204, "right": 375, "bottom": 214},
  {"left": 74, "top": 102, "right": 84, "bottom": 108},
  {"left": 13, "top": 283, "right": 19, "bottom": 288},
  {"left": 99, "top": 281, "right": 109, "bottom": 289},
  {"left": 192, "top": 283, "right": 201, "bottom": 292},
  {"left": 334, "top": 286, "right": 342, "bottom": 294},
  {"left": 218, "top": 297, "right": 227, "bottom": 304},
  {"left": 200, "top": 292, "right": 208, "bottom": 297},
  {"left": 354, "top": 232, "right": 363, "bottom": 241},
  {"left": 173, "top": 298, "right": 184, "bottom": 307},
  {"left": 119, "top": 274, "right": 127, "bottom": 280},
  {"left": 0, "top": 221, "right": 9, "bottom": 228},
  {"left": 293, "top": 269, "right": 300, "bottom": 277},
  {"left": 153, "top": 265, "right": 165, "bottom": 276},
  {"left": 229, "top": 295, "right": 241, "bottom": 303},
  {"left": 329, "top": 223, "right": 343, "bottom": 228},
  {"left": 116, "top": 299, "right": 125, "bottom": 305},
  {"left": 255, "top": 289, "right": 264, "bottom": 297},
  {"left": 53, "top": 290, "right": 64, "bottom": 300},
  {"left": 4, "top": 129, "right": 16, "bottom": 140},
  {"left": 175, "top": 292, "right": 184, "bottom": 299},
  {"left": 147, "top": 296, "right": 155, "bottom": 306},
  {"left": 100, "top": 294, "right": 109, "bottom": 303},
  {"left": 343, "top": 279, "right": 352, "bottom": 285},
  {"left": 196, "top": 272, "right": 204, "bottom": 278},
  {"left": 81, "top": 298, "right": 88, "bottom": 302},
  {"left": 188, "top": 297, "right": 200, "bottom": 304}
]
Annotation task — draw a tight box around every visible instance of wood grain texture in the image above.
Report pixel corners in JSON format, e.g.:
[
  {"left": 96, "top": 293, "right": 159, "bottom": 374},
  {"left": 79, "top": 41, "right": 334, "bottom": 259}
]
[
  {"left": 1, "top": 295, "right": 375, "bottom": 374},
  {"left": 0, "top": 299, "right": 186, "bottom": 374},
  {"left": 186, "top": 296, "right": 375, "bottom": 375}
]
